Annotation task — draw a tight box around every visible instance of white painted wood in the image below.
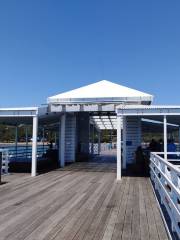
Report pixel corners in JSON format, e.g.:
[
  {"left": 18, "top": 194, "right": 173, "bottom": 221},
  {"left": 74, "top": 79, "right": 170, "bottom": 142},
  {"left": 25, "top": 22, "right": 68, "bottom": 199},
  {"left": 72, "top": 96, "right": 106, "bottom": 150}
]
[
  {"left": 42, "top": 127, "right": 45, "bottom": 154},
  {"left": 117, "top": 116, "right": 122, "bottom": 180},
  {"left": 0, "top": 107, "right": 38, "bottom": 117},
  {"left": 50, "top": 103, "right": 117, "bottom": 113},
  {"left": 65, "top": 114, "right": 76, "bottom": 162},
  {"left": 92, "top": 124, "right": 95, "bottom": 155},
  {"left": 15, "top": 126, "right": 18, "bottom": 159},
  {"left": 125, "top": 117, "right": 141, "bottom": 164},
  {"left": 150, "top": 152, "right": 180, "bottom": 238},
  {"left": 73, "top": 116, "right": 76, "bottom": 161},
  {"left": 60, "top": 114, "right": 66, "bottom": 167},
  {"left": 164, "top": 115, "right": 167, "bottom": 160},
  {"left": 122, "top": 116, "right": 127, "bottom": 169},
  {"left": 179, "top": 127, "right": 180, "bottom": 148},
  {"left": 76, "top": 112, "right": 90, "bottom": 154},
  {"left": 25, "top": 126, "right": 28, "bottom": 159},
  {"left": 0, "top": 149, "right": 9, "bottom": 174},
  {"left": 31, "top": 116, "right": 38, "bottom": 177},
  {"left": 117, "top": 105, "right": 180, "bottom": 116},
  {"left": 98, "top": 131, "right": 101, "bottom": 155},
  {"left": 58, "top": 121, "right": 61, "bottom": 166}
]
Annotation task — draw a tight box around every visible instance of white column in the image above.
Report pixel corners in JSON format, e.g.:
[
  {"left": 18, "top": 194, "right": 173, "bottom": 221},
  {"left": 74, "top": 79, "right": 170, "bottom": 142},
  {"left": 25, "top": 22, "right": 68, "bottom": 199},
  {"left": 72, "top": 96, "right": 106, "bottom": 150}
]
[
  {"left": 91, "top": 124, "right": 95, "bottom": 155},
  {"left": 117, "top": 116, "right": 122, "bottom": 180},
  {"left": 60, "top": 114, "right": 66, "bottom": 167},
  {"left": 25, "top": 126, "right": 28, "bottom": 159},
  {"left": 58, "top": 121, "right": 61, "bottom": 165},
  {"left": 73, "top": 115, "right": 76, "bottom": 162},
  {"left": 98, "top": 131, "right": 101, "bottom": 155},
  {"left": 42, "top": 127, "right": 45, "bottom": 153},
  {"left": 178, "top": 127, "right": 180, "bottom": 151},
  {"left": 122, "top": 116, "right": 127, "bottom": 169},
  {"left": 15, "top": 126, "right": 18, "bottom": 159},
  {"left": 31, "top": 116, "right": 38, "bottom": 177},
  {"left": 164, "top": 115, "right": 167, "bottom": 160}
]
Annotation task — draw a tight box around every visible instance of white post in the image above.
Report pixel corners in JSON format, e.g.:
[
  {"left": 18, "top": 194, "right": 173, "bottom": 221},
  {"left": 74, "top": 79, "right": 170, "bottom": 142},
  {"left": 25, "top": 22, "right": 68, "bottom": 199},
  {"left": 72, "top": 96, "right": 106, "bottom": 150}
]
[
  {"left": 117, "top": 116, "right": 122, "bottom": 180},
  {"left": 58, "top": 121, "right": 61, "bottom": 165},
  {"left": 25, "top": 126, "right": 28, "bottom": 159},
  {"left": 164, "top": 115, "right": 167, "bottom": 160},
  {"left": 178, "top": 127, "right": 180, "bottom": 151},
  {"left": 31, "top": 116, "right": 38, "bottom": 177},
  {"left": 72, "top": 114, "right": 76, "bottom": 162},
  {"left": 123, "top": 116, "right": 127, "bottom": 169},
  {"left": 98, "top": 131, "right": 101, "bottom": 155},
  {"left": 92, "top": 124, "right": 95, "bottom": 155},
  {"left": 15, "top": 126, "right": 18, "bottom": 159},
  {"left": 60, "top": 114, "right": 66, "bottom": 167},
  {"left": 42, "top": 127, "right": 45, "bottom": 153}
]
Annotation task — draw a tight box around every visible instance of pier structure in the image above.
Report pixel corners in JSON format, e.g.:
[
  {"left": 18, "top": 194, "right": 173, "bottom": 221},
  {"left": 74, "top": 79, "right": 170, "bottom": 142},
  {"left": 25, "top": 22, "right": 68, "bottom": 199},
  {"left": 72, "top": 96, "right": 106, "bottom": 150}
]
[{"left": 1, "top": 80, "right": 180, "bottom": 238}]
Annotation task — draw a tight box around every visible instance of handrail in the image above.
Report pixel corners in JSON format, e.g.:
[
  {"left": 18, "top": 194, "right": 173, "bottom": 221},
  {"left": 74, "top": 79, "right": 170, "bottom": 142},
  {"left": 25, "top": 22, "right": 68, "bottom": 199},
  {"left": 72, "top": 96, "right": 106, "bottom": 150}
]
[
  {"left": 151, "top": 152, "right": 180, "bottom": 174},
  {"left": 150, "top": 152, "right": 180, "bottom": 238}
]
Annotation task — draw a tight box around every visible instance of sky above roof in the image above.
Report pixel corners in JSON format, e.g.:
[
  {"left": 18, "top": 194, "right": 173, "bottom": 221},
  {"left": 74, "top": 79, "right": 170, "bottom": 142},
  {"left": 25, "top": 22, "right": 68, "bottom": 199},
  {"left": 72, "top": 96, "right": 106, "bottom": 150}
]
[{"left": 0, "top": 0, "right": 180, "bottom": 107}]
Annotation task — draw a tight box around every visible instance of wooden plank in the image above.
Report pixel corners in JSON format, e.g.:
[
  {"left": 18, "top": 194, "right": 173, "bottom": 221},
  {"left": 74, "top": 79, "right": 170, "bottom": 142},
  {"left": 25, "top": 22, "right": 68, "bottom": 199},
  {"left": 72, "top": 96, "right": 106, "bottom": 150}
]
[
  {"left": 51, "top": 174, "right": 114, "bottom": 240},
  {"left": 121, "top": 178, "right": 134, "bottom": 240},
  {"left": 146, "top": 179, "right": 169, "bottom": 240},
  {"left": 111, "top": 177, "right": 130, "bottom": 240},
  {"left": 131, "top": 177, "right": 140, "bottom": 240},
  {"left": 0, "top": 158, "right": 169, "bottom": 240},
  {"left": 100, "top": 178, "right": 127, "bottom": 240},
  {"left": 139, "top": 178, "right": 149, "bottom": 240},
  {"left": 91, "top": 179, "right": 127, "bottom": 240},
  {"left": 142, "top": 178, "right": 159, "bottom": 240},
  {"left": 0, "top": 174, "right": 89, "bottom": 239}
]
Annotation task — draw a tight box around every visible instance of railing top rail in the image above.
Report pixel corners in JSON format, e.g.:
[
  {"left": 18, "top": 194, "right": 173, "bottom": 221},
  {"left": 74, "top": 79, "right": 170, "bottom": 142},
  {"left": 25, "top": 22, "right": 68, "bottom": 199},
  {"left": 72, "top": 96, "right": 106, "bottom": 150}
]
[
  {"left": 151, "top": 151, "right": 180, "bottom": 155},
  {"left": 151, "top": 152, "right": 180, "bottom": 174}
]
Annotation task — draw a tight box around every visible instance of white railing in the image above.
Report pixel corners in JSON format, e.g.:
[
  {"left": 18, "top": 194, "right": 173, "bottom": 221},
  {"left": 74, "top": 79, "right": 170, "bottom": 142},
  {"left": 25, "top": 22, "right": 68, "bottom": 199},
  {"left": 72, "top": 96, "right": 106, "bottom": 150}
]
[
  {"left": 0, "top": 149, "right": 9, "bottom": 174},
  {"left": 150, "top": 152, "right": 180, "bottom": 238},
  {"left": 89, "top": 143, "right": 99, "bottom": 154},
  {"left": 89, "top": 143, "right": 117, "bottom": 155}
]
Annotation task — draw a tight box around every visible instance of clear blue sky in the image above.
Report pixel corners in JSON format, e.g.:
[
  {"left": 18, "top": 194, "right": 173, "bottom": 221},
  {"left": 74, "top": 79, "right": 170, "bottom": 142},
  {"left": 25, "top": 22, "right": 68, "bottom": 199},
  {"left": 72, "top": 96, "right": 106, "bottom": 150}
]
[{"left": 0, "top": 0, "right": 180, "bottom": 107}]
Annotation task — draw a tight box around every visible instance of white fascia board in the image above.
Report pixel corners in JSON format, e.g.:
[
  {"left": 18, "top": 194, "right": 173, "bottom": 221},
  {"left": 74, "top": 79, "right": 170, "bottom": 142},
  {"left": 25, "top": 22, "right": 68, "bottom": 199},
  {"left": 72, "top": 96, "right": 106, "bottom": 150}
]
[
  {"left": 0, "top": 107, "right": 38, "bottom": 117},
  {"left": 48, "top": 96, "right": 153, "bottom": 104},
  {"left": 0, "top": 107, "right": 38, "bottom": 111},
  {"left": 116, "top": 105, "right": 180, "bottom": 109},
  {"left": 116, "top": 107, "right": 180, "bottom": 116}
]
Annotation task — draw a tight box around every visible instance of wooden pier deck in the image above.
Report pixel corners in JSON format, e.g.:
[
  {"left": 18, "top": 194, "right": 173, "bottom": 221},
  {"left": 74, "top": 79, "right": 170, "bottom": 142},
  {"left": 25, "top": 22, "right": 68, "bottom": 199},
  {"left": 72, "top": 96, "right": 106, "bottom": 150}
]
[{"left": 0, "top": 156, "right": 169, "bottom": 240}]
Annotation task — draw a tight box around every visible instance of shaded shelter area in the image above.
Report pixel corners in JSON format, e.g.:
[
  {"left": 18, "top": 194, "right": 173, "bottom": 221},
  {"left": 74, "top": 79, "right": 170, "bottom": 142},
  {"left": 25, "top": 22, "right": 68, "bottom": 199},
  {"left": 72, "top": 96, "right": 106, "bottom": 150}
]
[
  {"left": 116, "top": 106, "right": 180, "bottom": 179},
  {"left": 0, "top": 108, "right": 63, "bottom": 175},
  {"left": 47, "top": 80, "right": 153, "bottom": 179},
  {"left": 0, "top": 81, "right": 154, "bottom": 178}
]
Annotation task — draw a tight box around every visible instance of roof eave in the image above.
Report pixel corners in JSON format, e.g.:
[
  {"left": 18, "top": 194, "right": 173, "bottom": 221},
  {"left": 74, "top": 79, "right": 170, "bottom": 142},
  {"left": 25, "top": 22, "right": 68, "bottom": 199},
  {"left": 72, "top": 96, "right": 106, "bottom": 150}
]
[{"left": 47, "top": 96, "right": 153, "bottom": 105}]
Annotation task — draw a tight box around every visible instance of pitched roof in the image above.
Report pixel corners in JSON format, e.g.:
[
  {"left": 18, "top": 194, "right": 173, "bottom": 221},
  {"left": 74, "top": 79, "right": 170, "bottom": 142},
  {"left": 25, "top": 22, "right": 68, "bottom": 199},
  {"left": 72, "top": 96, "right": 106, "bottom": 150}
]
[{"left": 48, "top": 80, "right": 153, "bottom": 104}]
